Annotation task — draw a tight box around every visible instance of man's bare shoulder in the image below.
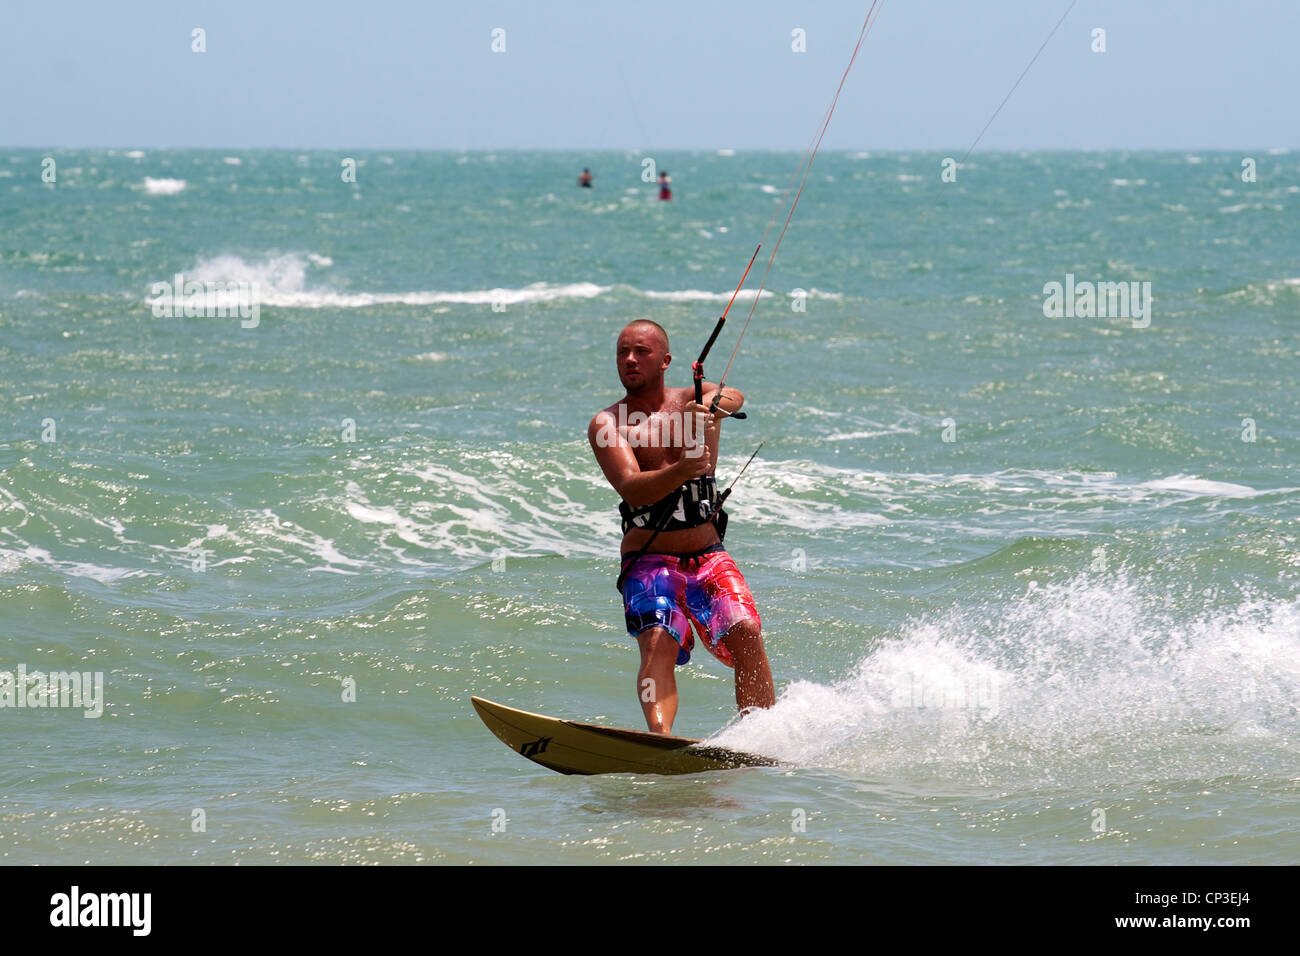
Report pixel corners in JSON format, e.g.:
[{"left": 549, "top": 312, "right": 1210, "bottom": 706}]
[
  {"left": 588, "top": 399, "right": 624, "bottom": 446},
  {"left": 591, "top": 399, "right": 624, "bottom": 426}
]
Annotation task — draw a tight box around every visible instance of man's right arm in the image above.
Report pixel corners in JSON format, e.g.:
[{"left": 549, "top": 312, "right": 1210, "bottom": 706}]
[{"left": 588, "top": 411, "right": 707, "bottom": 507}]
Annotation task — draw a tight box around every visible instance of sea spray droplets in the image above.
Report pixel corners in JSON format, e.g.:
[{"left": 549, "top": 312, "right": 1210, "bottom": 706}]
[{"left": 709, "top": 572, "right": 1300, "bottom": 790}]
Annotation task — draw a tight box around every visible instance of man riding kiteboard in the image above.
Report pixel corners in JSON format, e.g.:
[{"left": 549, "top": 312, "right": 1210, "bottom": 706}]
[
  {"left": 588, "top": 319, "right": 775, "bottom": 734},
  {"left": 582, "top": 4, "right": 884, "bottom": 738}
]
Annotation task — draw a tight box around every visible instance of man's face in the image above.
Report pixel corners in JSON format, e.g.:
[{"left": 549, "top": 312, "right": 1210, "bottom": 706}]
[{"left": 616, "top": 324, "right": 669, "bottom": 392}]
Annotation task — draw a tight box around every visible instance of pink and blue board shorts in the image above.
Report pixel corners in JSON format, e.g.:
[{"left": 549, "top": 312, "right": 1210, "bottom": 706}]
[{"left": 621, "top": 545, "right": 761, "bottom": 667}]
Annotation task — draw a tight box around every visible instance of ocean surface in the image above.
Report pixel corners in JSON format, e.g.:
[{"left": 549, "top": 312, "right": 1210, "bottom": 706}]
[{"left": 1, "top": 148, "right": 1296, "bottom": 864}]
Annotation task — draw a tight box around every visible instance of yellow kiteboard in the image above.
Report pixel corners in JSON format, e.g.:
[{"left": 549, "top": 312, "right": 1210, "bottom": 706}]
[{"left": 471, "top": 696, "right": 779, "bottom": 775}]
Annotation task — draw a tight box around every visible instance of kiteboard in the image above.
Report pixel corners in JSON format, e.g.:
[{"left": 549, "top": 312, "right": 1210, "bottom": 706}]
[{"left": 471, "top": 695, "right": 779, "bottom": 775}]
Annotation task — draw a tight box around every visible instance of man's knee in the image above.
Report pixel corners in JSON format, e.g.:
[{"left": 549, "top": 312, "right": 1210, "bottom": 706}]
[
  {"left": 636, "top": 626, "right": 679, "bottom": 664},
  {"left": 723, "top": 619, "right": 765, "bottom": 663}
]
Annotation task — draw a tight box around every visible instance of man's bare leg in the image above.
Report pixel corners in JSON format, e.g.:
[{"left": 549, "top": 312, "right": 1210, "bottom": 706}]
[
  {"left": 722, "top": 619, "right": 775, "bottom": 712},
  {"left": 635, "top": 626, "right": 679, "bottom": 733}
]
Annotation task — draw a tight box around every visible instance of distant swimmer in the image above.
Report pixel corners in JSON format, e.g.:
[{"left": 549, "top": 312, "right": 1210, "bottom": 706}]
[
  {"left": 578, "top": 168, "right": 593, "bottom": 188},
  {"left": 658, "top": 170, "right": 671, "bottom": 201}
]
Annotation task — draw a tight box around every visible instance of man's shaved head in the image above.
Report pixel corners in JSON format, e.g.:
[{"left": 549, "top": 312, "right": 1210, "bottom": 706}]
[{"left": 622, "top": 319, "right": 669, "bottom": 352}]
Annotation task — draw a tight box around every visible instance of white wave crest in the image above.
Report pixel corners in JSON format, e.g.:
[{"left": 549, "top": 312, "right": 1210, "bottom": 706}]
[{"left": 143, "top": 177, "right": 186, "bottom": 195}]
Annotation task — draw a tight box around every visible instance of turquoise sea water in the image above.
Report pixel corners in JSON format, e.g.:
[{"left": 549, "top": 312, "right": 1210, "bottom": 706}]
[{"left": 1, "top": 148, "right": 1297, "bottom": 864}]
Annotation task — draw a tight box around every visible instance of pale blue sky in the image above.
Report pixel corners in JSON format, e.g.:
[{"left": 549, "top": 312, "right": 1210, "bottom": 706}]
[{"left": 2, "top": 0, "right": 1295, "bottom": 149}]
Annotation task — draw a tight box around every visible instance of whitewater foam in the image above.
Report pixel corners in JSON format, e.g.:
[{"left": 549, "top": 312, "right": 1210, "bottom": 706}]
[
  {"left": 142, "top": 177, "right": 186, "bottom": 195},
  {"left": 710, "top": 573, "right": 1299, "bottom": 790},
  {"left": 140, "top": 253, "right": 848, "bottom": 311}
]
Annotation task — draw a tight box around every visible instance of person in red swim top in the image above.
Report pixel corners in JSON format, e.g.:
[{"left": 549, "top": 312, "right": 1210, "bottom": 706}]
[
  {"left": 587, "top": 319, "right": 774, "bottom": 734},
  {"left": 657, "top": 170, "right": 671, "bottom": 200}
]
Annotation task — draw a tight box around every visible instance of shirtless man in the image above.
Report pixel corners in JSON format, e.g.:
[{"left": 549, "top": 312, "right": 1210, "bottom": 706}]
[{"left": 588, "top": 319, "right": 775, "bottom": 734}]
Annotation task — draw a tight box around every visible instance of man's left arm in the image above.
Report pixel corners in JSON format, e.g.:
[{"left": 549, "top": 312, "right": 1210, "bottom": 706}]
[{"left": 699, "top": 381, "right": 744, "bottom": 417}]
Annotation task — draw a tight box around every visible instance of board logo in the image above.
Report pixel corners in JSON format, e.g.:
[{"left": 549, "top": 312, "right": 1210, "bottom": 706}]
[{"left": 520, "top": 736, "right": 552, "bottom": 758}]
